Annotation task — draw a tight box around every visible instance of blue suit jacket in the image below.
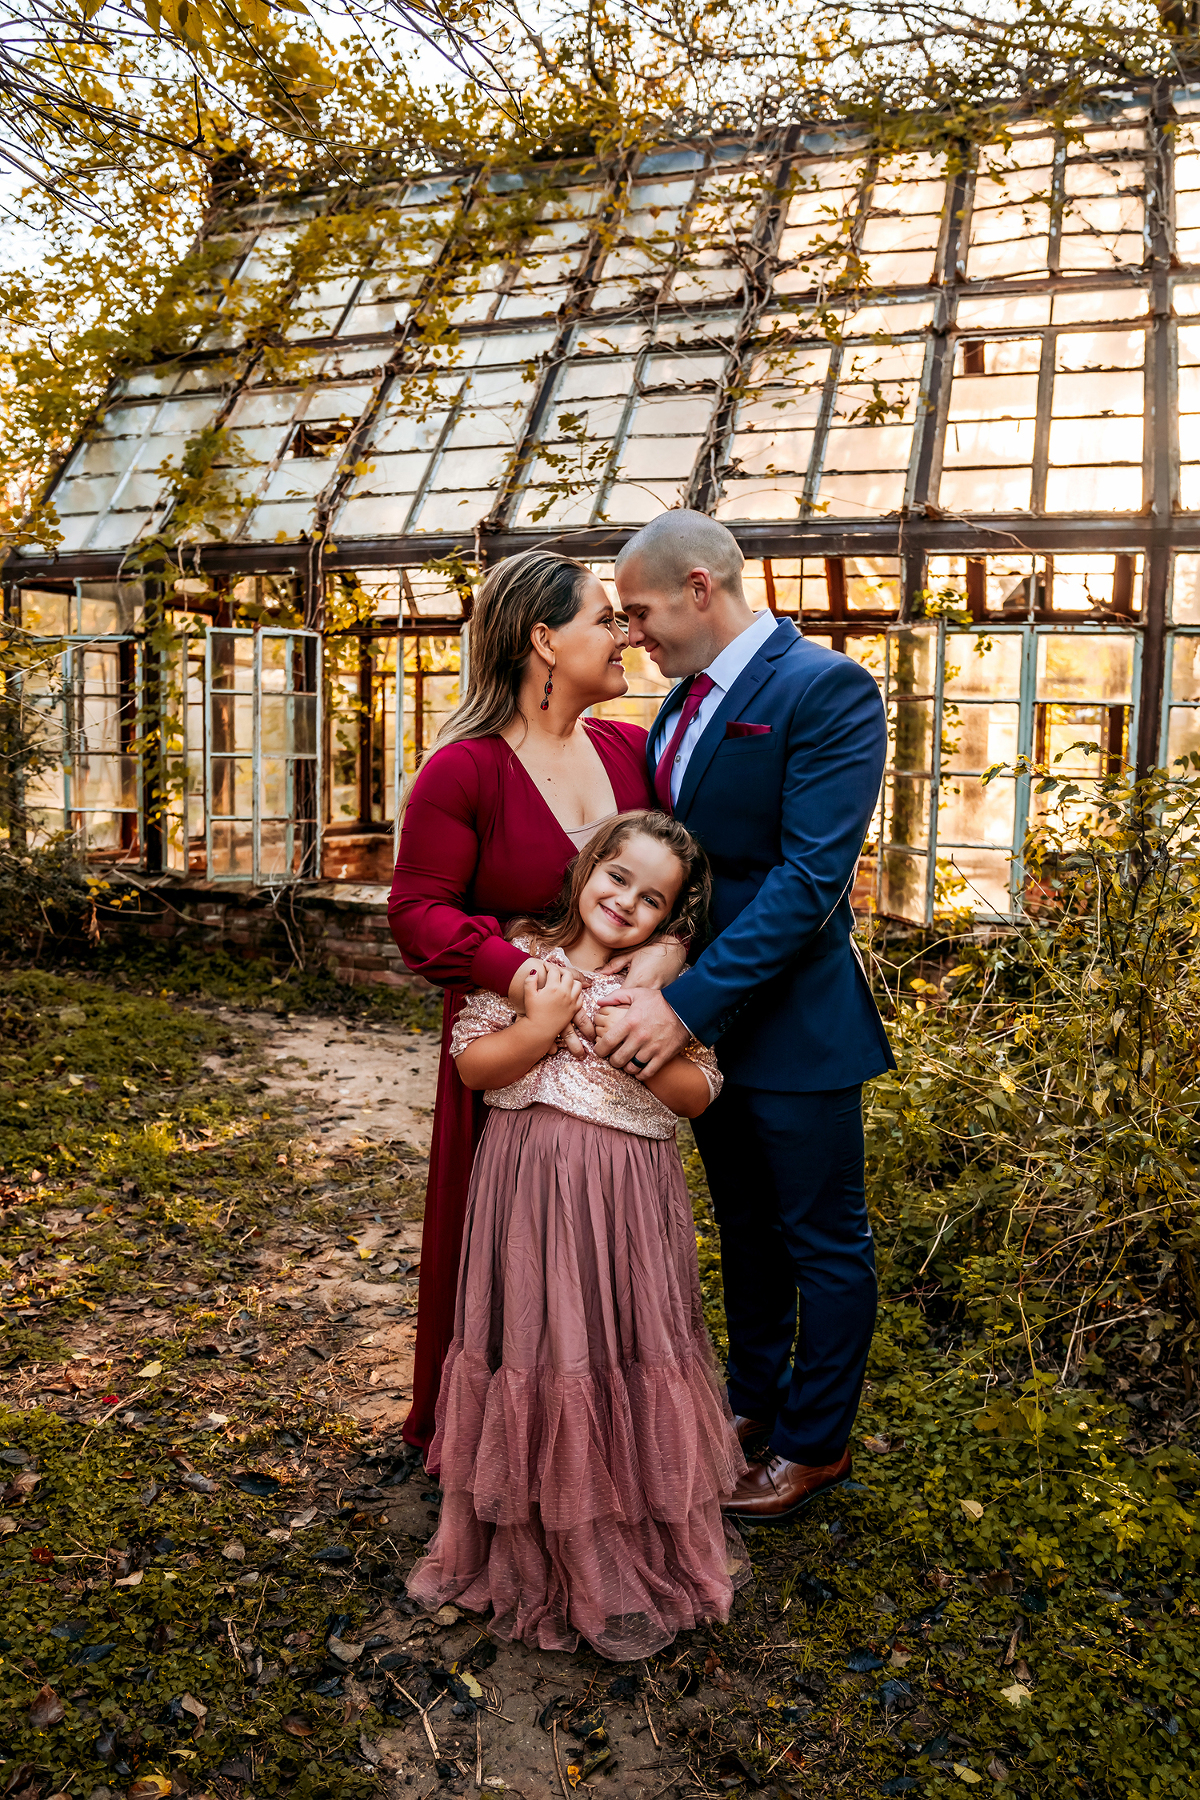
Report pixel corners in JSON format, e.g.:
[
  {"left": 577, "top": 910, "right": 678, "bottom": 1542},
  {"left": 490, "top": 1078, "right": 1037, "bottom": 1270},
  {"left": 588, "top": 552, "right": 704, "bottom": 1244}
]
[{"left": 651, "top": 617, "right": 895, "bottom": 1093}]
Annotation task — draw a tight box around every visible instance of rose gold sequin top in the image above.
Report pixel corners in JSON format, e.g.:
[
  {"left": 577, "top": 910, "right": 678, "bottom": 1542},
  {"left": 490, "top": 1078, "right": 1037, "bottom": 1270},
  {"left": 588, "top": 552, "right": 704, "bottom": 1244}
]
[{"left": 449, "top": 942, "right": 722, "bottom": 1140}]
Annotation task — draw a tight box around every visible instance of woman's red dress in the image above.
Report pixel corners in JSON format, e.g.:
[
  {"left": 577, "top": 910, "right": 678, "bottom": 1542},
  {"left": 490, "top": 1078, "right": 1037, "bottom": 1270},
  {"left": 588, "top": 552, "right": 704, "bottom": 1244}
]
[{"left": 387, "top": 720, "right": 654, "bottom": 1455}]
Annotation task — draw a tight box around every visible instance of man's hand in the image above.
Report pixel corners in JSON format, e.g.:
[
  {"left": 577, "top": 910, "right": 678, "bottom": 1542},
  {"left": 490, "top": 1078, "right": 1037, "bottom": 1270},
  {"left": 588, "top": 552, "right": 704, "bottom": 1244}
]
[
  {"left": 569, "top": 938, "right": 689, "bottom": 1054},
  {"left": 592, "top": 987, "right": 690, "bottom": 1080}
]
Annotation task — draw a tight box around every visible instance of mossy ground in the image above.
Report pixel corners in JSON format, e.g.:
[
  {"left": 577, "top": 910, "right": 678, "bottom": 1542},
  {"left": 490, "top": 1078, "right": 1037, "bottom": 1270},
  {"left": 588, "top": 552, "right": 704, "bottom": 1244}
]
[{"left": 1, "top": 956, "right": 1198, "bottom": 1800}]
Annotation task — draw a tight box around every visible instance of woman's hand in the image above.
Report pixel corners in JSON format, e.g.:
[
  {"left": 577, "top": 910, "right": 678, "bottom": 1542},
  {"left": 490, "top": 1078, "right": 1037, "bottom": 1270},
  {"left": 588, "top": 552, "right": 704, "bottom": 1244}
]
[
  {"left": 524, "top": 964, "right": 582, "bottom": 1039},
  {"left": 595, "top": 937, "right": 688, "bottom": 988},
  {"left": 567, "top": 938, "right": 687, "bottom": 1052}
]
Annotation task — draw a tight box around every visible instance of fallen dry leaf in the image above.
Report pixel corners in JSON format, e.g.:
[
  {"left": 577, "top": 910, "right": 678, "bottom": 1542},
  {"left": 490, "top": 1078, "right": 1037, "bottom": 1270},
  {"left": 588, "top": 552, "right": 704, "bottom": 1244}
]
[
  {"left": 222, "top": 1539, "right": 246, "bottom": 1562},
  {"left": 327, "top": 1639, "right": 364, "bottom": 1664},
  {"left": 283, "top": 1715, "right": 314, "bottom": 1738},
  {"left": 29, "top": 1684, "right": 65, "bottom": 1728},
  {"left": 135, "top": 1360, "right": 163, "bottom": 1379},
  {"left": 862, "top": 1434, "right": 892, "bottom": 1454},
  {"left": 959, "top": 1498, "right": 985, "bottom": 1521},
  {"left": 1, "top": 1471, "right": 39, "bottom": 1504},
  {"left": 0, "top": 1517, "right": 16, "bottom": 1535},
  {"left": 180, "top": 1694, "right": 207, "bottom": 1721},
  {"left": 288, "top": 1506, "right": 318, "bottom": 1529},
  {"left": 127, "top": 1776, "right": 172, "bottom": 1799},
  {"left": 113, "top": 1569, "right": 144, "bottom": 1589},
  {"left": 1000, "top": 1682, "right": 1032, "bottom": 1707}
]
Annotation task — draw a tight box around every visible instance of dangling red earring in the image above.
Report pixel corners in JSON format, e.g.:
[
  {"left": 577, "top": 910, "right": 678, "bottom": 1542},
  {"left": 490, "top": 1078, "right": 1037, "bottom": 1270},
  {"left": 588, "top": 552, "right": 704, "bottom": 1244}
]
[{"left": 540, "top": 668, "right": 554, "bottom": 711}]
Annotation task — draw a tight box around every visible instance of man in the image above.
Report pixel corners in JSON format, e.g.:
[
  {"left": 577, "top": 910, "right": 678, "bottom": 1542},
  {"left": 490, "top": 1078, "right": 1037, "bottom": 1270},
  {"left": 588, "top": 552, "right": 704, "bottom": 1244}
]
[{"left": 594, "top": 509, "right": 895, "bottom": 1522}]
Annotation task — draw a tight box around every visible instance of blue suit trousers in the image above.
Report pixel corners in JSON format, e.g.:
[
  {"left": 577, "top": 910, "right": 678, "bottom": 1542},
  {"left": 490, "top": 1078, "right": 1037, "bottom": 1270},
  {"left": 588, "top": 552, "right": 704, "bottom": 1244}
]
[{"left": 692, "top": 1082, "right": 877, "bottom": 1464}]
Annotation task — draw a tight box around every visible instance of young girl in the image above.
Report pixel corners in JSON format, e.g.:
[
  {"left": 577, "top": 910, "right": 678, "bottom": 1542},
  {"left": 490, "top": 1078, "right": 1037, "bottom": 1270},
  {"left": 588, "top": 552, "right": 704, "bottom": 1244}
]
[{"left": 407, "top": 810, "right": 749, "bottom": 1661}]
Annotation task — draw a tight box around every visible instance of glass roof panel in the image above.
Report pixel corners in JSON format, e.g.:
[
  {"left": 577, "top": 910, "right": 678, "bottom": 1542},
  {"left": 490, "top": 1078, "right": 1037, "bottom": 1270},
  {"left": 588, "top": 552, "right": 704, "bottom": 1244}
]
[
  {"left": 967, "top": 139, "right": 1055, "bottom": 279},
  {"left": 860, "top": 153, "right": 947, "bottom": 288}
]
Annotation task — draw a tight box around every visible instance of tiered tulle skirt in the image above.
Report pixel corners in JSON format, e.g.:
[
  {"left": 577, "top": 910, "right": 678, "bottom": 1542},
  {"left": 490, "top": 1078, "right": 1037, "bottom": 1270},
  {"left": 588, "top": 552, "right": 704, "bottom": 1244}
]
[{"left": 407, "top": 1103, "right": 750, "bottom": 1661}]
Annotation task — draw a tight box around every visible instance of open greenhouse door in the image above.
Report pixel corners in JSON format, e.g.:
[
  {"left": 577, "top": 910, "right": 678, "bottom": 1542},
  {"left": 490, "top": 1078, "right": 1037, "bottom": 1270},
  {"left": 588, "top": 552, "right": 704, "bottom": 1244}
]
[
  {"left": 204, "top": 628, "right": 322, "bottom": 884},
  {"left": 877, "top": 620, "right": 944, "bottom": 925}
]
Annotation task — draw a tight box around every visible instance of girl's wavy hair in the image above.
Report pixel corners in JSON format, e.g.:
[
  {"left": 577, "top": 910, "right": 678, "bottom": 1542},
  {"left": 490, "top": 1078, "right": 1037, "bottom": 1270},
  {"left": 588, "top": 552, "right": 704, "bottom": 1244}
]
[{"left": 510, "top": 811, "right": 711, "bottom": 953}]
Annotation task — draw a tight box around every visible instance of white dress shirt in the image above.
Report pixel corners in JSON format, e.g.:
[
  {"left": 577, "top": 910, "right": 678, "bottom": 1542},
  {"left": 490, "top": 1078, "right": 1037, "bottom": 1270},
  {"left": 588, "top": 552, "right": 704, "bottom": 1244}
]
[{"left": 663, "top": 608, "right": 778, "bottom": 806}]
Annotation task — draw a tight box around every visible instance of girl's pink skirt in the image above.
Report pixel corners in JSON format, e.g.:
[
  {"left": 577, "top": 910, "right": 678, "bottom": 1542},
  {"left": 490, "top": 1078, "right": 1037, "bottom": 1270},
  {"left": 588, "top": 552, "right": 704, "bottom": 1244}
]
[{"left": 407, "top": 1103, "right": 750, "bottom": 1661}]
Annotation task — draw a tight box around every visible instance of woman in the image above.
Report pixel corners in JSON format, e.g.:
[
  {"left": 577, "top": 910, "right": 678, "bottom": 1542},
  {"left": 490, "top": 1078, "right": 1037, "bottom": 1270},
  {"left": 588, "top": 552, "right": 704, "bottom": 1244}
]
[{"left": 387, "top": 549, "right": 682, "bottom": 1459}]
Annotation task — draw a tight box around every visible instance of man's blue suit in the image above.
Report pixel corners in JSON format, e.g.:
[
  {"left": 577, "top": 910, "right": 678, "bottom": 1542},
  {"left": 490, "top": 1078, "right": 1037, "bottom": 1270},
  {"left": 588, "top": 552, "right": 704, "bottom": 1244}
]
[{"left": 649, "top": 615, "right": 894, "bottom": 1463}]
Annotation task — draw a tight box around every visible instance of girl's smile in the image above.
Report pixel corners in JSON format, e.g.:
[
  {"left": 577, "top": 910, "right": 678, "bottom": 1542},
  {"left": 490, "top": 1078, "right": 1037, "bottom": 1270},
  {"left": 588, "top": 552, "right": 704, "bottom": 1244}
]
[{"left": 568, "top": 830, "right": 686, "bottom": 969}]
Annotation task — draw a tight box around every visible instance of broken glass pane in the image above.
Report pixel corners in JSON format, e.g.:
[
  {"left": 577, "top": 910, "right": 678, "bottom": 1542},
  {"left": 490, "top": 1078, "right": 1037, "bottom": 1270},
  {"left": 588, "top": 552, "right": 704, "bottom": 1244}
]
[
  {"left": 1051, "top": 553, "right": 1143, "bottom": 613},
  {"left": 21, "top": 588, "right": 70, "bottom": 635}
]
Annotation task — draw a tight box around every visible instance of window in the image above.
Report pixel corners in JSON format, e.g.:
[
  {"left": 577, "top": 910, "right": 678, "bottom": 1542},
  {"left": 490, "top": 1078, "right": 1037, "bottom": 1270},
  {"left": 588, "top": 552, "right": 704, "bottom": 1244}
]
[
  {"left": 878, "top": 617, "right": 1139, "bottom": 923},
  {"left": 205, "top": 628, "right": 321, "bottom": 883}
]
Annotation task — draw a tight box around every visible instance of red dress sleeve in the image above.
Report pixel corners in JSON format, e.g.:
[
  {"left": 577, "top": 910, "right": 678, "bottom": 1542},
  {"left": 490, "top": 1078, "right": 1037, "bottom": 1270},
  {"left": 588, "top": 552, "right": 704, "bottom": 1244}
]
[{"left": 387, "top": 742, "right": 529, "bottom": 996}]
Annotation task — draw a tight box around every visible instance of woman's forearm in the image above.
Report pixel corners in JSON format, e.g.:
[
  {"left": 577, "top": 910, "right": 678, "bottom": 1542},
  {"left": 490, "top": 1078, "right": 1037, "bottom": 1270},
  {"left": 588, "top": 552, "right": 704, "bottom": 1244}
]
[{"left": 507, "top": 958, "right": 544, "bottom": 1011}]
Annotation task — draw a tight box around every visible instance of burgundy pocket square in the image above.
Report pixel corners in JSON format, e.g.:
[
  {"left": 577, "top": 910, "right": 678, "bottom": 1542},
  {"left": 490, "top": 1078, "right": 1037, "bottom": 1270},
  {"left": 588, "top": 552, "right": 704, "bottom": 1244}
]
[{"left": 725, "top": 721, "right": 772, "bottom": 737}]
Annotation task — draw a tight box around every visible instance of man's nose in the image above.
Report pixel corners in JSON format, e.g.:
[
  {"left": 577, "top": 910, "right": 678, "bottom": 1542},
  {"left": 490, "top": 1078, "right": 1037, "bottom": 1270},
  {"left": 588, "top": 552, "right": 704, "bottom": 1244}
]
[{"left": 625, "top": 616, "right": 644, "bottom": 645}]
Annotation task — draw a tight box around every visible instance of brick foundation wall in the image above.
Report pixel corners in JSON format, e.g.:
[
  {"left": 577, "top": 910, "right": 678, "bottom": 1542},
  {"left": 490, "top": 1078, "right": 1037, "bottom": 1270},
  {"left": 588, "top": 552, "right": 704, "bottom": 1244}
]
[{"left": 96, "top": 876, "right": 432, "bottom": 994}]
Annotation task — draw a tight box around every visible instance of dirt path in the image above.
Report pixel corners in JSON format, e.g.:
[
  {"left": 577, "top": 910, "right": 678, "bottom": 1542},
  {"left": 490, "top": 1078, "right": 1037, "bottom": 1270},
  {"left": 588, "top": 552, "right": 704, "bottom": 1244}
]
[{"left": 0, "top": 969, "right": 1051, "bottom": 1800}]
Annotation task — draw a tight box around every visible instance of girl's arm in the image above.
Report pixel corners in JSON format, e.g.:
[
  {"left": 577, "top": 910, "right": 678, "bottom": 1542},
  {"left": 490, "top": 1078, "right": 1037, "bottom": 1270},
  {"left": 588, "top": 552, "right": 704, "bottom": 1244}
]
[
  {"left": 644, "top": 1054, "right": 713, "bottom": 1120},
  {"left": 456, "top": 967, "right": 582, "bottom": 1092}
]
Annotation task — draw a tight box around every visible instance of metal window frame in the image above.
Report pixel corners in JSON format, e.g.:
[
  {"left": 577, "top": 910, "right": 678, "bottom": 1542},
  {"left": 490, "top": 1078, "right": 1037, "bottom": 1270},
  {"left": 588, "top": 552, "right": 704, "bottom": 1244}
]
[
  {"left": 204, "top": 625, "right": 323, "bottom": 886},
  {"left": 16, "top": 629, "right": 144, "bottom": 855},
  {"left": 882, "top": 617, "right": 1144, "bottom": 925}
]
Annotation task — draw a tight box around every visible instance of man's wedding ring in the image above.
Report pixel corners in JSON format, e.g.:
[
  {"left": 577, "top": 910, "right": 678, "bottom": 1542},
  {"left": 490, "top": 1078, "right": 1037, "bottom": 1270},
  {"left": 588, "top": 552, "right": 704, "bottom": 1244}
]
[{"left": 629, "top": 1054, "right": 649, "bottom": 1070}]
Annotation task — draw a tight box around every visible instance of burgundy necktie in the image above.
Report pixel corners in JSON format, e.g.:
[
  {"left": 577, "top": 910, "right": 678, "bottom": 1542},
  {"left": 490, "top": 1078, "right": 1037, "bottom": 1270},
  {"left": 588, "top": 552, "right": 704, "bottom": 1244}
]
[{"left": 654, "top": 673, "right": 715, "bottom": 810}]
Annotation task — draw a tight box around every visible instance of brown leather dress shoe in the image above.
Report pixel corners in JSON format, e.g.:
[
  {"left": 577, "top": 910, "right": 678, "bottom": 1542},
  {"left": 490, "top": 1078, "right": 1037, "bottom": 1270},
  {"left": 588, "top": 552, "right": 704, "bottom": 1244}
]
[
  {"left": 733, "top": 1414, "right": 772, "bottom": 1449},
  {"left": 722, "top": 1448, "right": 852, "bottom": 1523}
]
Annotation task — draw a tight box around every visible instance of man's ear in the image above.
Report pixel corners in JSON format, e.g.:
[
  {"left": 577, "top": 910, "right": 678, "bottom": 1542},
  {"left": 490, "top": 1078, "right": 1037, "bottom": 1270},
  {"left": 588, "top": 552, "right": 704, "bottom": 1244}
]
[{"left": 688, "top": 567, "right": 715, "bottom": 610}]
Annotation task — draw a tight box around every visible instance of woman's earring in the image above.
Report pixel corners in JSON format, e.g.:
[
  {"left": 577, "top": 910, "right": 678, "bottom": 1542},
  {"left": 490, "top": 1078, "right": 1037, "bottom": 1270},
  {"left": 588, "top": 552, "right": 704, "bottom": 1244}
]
[{"left": 540, "top": 667, "right": 554, "bottom": 711}]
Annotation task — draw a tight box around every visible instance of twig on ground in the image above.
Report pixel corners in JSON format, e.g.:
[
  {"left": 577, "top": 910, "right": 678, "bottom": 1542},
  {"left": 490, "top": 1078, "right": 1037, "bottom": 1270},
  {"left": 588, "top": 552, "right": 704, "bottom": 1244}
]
[
  {"left": 393, "top": 1682, "right": 443, "bottom": 1760},
  {"left": 643, "top": 1696, "right": 661, "bottom": 1748},
  {"left": 551, "top": 1718, "right": 571, "bottom": 1800},
  {"left": 476, "top": 1712, "right": 483, "bottom": 1786}
]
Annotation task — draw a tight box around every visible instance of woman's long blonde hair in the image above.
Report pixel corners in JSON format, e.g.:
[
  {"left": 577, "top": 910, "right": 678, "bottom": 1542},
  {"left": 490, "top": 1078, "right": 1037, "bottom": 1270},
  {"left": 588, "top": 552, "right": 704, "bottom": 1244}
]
[{"left": 437, "top": 548, "right": 594, "bottom": 755}]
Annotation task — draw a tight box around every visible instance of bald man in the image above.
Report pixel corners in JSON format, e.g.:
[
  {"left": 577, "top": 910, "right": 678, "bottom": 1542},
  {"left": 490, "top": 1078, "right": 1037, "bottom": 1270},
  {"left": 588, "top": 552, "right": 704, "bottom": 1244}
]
[{"left": 594, "top": 510, "right": 894, "bottom": 1523}]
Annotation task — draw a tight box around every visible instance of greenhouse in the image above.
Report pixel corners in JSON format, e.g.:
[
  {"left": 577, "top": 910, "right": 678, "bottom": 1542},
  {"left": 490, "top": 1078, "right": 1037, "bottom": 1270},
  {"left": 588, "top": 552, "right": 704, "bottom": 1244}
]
[{"left": 10, "top": 87, "right": 1200, "bottom": 923}]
